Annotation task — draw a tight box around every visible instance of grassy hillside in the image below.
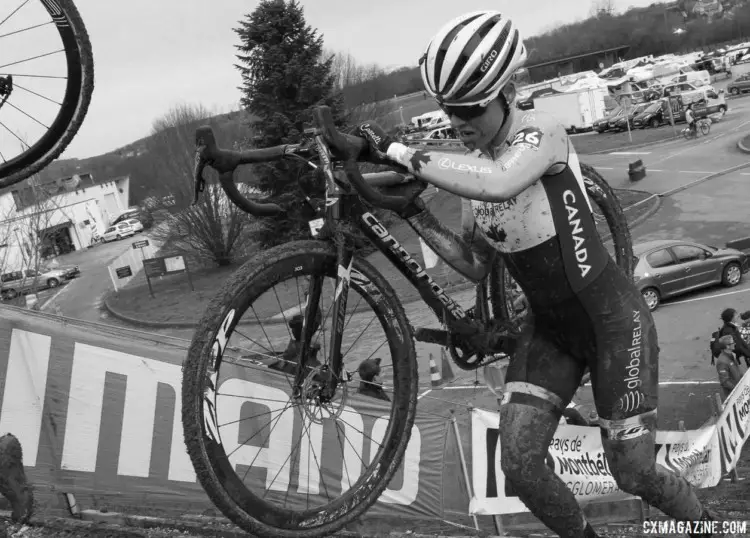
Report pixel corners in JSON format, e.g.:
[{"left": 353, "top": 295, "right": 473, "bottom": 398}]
[{"left": 19, "top": 110, "right": 255, "bottom": 204}]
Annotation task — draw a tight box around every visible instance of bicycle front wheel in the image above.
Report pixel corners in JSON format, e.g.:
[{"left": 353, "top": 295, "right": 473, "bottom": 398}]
[
  {"left": 699, "top": 121, "right": 711, "bottom": 136},
  {"left": 0, "top": 0, "right": 94, "bottom": 188},
  {"left": 182, "top": 240, "right": 418, "bottom": 538}
]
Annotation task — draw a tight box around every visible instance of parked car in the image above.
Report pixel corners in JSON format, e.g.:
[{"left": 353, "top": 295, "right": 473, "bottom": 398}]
[
  {"left": 43, "top": 263, "right": 80, "bottom": 280},
  {"left": 425, "top": 126, "right": 457, "bottom": 142},
  {"left": 594, "top": 108, "right": 624, "bottom": 133},
  {"left": 0, "top": 267, "right": 71, "bottom": 299},
  {"left": 606, "top": 109, "right": 627, "bottom": 131},
  {"left": 663, "top": 82, "right": 716, "bottom": 97},
  {"left": 102, "top": 222, "right": 136, "bottom": 242},
  {"left": 111, "top": 208, "right": 140, "bottom": 226},
  {"left": 593, "top": 114, "right": 613, "bottom": 133},
  {"left": 111, "top": 207, "right": 154, "bottom": 230},
  {"left": 727, "top": 73, "right": 750, "bottom": 95},
  {"left": 124, "top": 218, "right": 144, "bottom": 233},
  {"left": 661, "top": 90, "right": 727, "bottom": 124},
  {"left": 614, "top": 103, "right": 649, "bottom": 131},
  {"left": 633, "top": 240, "right": 749, "bottom": 311},
  {"left": 633, "top": 101, "right": 666, "bottom": 129}
]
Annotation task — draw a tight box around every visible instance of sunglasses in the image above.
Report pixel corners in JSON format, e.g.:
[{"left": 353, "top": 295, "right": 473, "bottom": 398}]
[{"left": 439, "top": 102, "right": 489, "bottom": 121}]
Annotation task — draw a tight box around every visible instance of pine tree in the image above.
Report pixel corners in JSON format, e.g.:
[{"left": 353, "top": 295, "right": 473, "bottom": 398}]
[{"left": 235, "top": 0, "right": 343, "bottom": 248}]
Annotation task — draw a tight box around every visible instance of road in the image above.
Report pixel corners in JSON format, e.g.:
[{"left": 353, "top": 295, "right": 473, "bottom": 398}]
[{"left": 40, "top": 232, "right": 151, "bottom": 319}]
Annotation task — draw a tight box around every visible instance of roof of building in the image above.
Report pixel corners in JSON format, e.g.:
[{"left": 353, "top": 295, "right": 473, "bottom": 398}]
[{"left": 6, "top": 174, "right": 129, "bottom": 212}]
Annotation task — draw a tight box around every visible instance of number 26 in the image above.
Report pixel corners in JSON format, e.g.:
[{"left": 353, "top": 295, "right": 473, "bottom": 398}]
[{"left": 514, "top": 131, "right": 539, "bottom": 145}]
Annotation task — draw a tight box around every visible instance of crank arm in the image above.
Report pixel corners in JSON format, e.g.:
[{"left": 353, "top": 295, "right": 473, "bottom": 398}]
[{"left": 414, "top": 327, "right": 449, "bottom": 346}]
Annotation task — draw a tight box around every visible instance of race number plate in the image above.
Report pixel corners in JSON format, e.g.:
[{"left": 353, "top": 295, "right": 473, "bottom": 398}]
[{"left": 309, "top": 218, "right": 324, "bottom": 237}]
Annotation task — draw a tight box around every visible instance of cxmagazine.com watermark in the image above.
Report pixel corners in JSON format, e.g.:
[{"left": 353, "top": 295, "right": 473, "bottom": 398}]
[{"left": 643, "top": 520, "right": 747, "bottom": 535}]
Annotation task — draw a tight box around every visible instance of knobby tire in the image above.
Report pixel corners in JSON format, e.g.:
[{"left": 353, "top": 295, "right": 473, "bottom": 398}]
[
  {"left": 0, "top": 0, "right": 94, "bottom": 188},
  {"left": 182, "top": 240, "right": 418, "bottom": 538}
]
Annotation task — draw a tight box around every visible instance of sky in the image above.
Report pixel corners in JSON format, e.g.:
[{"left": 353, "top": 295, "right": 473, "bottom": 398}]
[{"left": 24, "top": 0, "right": 670, "bottom": 160}]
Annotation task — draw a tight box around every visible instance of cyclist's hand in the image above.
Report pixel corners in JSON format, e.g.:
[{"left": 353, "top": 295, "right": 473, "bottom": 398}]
[{"left": 354, "top": 122, "right": 394, "bottom": 164}]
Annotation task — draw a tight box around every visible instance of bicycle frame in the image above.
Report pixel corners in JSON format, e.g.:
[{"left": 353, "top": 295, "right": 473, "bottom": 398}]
[{"left": 305, "top": 135, "right": 469, "bottom": 395}]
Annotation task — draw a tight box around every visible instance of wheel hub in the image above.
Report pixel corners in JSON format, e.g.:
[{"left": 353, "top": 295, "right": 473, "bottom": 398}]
[{"left": 298, "top": 365, "right": 348, "bottom": 425}]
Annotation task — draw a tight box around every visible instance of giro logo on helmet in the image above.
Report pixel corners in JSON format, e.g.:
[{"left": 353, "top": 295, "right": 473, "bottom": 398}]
[
  {"left": 420, "top": 11, "right": 527, "bottom": 105},
  {"left": 480, "top": 49, "right": 499, "bottom": 73}
]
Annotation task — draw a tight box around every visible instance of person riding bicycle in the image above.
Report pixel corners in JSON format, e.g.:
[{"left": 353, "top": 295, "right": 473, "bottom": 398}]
[
  {"left": 686, "top": 103, "right": 697, "bottom": 136},
  {"left": 329, "top": 10, "right": 730, "bottom": 537}
]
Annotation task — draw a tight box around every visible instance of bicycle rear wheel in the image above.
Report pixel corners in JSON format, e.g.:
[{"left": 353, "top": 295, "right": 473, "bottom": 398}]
[
  {"left": 182, "top": 240, "right": 418, "bottom": 538},
  {"left": 0, "top": 0, "right": 94, "bottom": 188}
]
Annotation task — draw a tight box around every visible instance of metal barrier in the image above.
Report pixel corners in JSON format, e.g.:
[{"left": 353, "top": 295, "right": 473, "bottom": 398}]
[{"left": 403, "top": 139, "right": 465, "bottom": 151}]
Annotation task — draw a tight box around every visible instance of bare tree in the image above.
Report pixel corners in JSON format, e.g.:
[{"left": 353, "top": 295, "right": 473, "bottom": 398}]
[
  {"left": 324, "top": 49, "right": 384, "bottom": 91},
  {"left": 0, "top": 175, "right": 72, "bottom": 303},
  {"left": 142, "top": 103, "right": 257, "bottom": 267},
  {"left": 590, "top": 0, "right": 616, "bottom": 17}
]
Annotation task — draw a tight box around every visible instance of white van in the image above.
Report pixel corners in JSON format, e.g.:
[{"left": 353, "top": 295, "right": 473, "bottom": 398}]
[
  {"left": 652, "top": 62, "right": 684, "bottom": 83},
  {"left": 671, "top": 69, "right": 710, "bottom": 88}
]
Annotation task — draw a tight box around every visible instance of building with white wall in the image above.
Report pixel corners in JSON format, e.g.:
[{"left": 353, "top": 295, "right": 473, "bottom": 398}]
[{"left": 0, "top": 173, "right": 131, "bottom": 273}]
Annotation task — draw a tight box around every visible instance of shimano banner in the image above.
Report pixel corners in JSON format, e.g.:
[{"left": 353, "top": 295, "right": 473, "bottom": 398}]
[{"left": 0, "top": 307, "right": 449, "bottom": 519}]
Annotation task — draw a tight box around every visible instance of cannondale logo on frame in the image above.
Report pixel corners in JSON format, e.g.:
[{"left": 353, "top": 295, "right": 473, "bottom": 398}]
[{"left": 362, "top": 124, "right": 382, "bottom": 145}]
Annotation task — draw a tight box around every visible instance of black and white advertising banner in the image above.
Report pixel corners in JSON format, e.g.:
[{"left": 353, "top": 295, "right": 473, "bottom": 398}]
[{"left": 469, "top": 407, "right": 722, "bottom": 515}]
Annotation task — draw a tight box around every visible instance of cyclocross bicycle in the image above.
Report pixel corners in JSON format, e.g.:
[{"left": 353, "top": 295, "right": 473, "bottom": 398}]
[
  {"left": 0, "top": 0, "right": 94, "bottom": 188},
  {"left": 182, "top": 106, "right": 633, "bottom": 538}
]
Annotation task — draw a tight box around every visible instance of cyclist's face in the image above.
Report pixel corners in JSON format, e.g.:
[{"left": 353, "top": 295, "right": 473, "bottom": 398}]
[{"left": 446, "top": 98, "right": 506, "bottom": 151}]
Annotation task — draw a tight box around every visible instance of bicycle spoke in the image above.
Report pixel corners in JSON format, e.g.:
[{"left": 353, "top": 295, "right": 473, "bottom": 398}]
[
  {"left": 0, "top": 73, "right": 66, "bottom": 80},
  {"left": 0, "top": 49, "right": 64, "bottom": 70},
  {"left": 12, "top": 82, "right": 62, "bottom": 105},
  {"left": 248, "top": 306, "right": 280, "bottom": 354},
  {"left": 0, "top": 120, "right": 30, "bottom": 147},
  {"left": 342, "top": 313, "right": 379, "bottom": 357},
  {"left": 0, "top": 1, "right": 30, "bottom": 28},
  {"left": 3, "top": 99, "right": 49, "bottom": 128},
  {"left": 0, "top": 20, "right": 52, "bottom": 39},
  {"left": 232, "top": 400, "right": 294, "bottom": 466},
  {"left": 334, "top": 422, "right": 355, "bottom": 492}
]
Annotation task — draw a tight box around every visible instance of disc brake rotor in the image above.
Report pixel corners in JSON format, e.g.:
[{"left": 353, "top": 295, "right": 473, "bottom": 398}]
[{"left": 298, "top": 365, "right": 349, "bottom": 425}]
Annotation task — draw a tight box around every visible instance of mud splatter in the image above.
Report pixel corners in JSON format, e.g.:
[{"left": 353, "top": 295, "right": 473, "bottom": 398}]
[{"left": 487, "top": 226, "right": 507, "bottom": 243}]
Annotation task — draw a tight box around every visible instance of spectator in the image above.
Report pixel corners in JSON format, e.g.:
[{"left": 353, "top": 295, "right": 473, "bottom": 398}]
[
  {"left": 719, "top": 308, "right": 750, "bottom": 368},
  {"left": 357, "top": 358, "right": 390, "bottom": 401},
  {"left": 269, "top": 311, "right": 322, "bottom": 375},
  {"left": 715, "top": 335, "right": 744, "bottom": 402}
]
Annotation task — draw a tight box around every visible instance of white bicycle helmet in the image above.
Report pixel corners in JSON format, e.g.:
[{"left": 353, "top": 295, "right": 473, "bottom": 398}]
[{"left": 420, "top": 11, "right": 527, "bottom": 106}]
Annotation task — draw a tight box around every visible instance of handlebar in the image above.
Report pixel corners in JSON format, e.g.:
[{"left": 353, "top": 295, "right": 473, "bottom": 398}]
[
  {"left": 311, "top": 107, "right": 416, "bottom": 213},
  {"left": 193, "top": 106, "right": 421, "bottom": 216}
]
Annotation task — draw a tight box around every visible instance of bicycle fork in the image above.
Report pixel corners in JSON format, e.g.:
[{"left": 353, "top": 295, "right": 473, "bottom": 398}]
[{"left": 292, "top": 232, "right": 354, "bottom": 402}]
